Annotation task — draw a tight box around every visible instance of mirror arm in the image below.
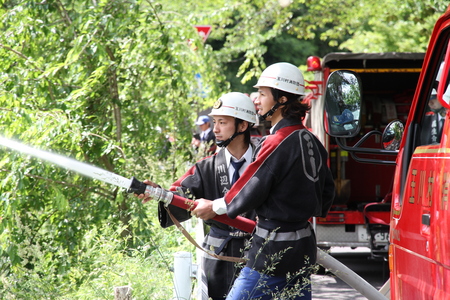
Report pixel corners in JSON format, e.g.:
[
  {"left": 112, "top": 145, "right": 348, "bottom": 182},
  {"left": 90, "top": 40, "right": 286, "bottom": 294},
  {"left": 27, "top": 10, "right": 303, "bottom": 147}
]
[
  {"left": 348, "top": 151, "right": 397, "bottom": 165},
  {"left": 335, "top": 137, "right": 398, "bottom": 155},
  {"left": 335, "top": 130, "right": 399, "bottom": 165},
  {"left": 351, "top": 130, "right": 383, "bottom": 147},
  {"left": 335, "top": 131, "right": 398, "bottom": 155}
]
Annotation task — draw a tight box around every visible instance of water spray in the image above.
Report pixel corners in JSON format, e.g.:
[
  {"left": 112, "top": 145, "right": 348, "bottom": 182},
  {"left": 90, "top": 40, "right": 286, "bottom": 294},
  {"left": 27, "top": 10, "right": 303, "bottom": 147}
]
[{"left": 0, "top": 136, "right": 255, "bottom": 233}]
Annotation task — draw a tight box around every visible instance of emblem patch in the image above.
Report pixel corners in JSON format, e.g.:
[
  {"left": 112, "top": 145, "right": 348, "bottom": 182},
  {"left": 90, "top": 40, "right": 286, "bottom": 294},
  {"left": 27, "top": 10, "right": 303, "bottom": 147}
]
[{"left": 213, "top": 99, "right": 223, "bottom": 109}]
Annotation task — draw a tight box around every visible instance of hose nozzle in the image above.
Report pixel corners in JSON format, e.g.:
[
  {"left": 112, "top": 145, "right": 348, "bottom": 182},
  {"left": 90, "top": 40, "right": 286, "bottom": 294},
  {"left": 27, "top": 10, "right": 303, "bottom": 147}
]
[{"left": 127, "top": 177, "right": 173, "bottom": 206}]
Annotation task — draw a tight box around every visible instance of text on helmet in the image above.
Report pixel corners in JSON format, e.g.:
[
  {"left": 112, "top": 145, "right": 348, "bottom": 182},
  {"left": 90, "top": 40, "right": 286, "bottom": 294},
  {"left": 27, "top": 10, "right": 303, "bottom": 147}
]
[
  {"left": 236, "top": 107, "right": 254, "bottom": 115},
  {"left": 277, "top": 76, "right": 304, "bottom": 87}
]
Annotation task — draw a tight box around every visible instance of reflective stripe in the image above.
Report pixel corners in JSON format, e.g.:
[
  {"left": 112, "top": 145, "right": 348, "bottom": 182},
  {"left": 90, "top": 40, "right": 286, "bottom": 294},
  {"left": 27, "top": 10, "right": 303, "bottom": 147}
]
[
  {"left": 255, "top": 224, "right": 312, "bottom": 241},
  {"left": 206, "top": 227, "right": 251, "bottom": 255},
  {"left": 205, "top": 235, "right": 226, "bottom": 248}
]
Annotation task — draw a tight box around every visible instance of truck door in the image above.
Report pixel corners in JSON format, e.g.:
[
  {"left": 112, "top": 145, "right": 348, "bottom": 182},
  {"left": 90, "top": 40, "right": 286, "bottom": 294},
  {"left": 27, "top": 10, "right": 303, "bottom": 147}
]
[{"left": 390, "top": 19, "right": 450, "bottom": 299}]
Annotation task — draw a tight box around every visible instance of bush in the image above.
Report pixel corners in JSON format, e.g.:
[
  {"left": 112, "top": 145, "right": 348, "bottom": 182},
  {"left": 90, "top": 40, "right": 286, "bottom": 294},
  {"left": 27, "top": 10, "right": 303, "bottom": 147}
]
[{"left": 0, "top": 210, "right": 198, "bottom": 299}]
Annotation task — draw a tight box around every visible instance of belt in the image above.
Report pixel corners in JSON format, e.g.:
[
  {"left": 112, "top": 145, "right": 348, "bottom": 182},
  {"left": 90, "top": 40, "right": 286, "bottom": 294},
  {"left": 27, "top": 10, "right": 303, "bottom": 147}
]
[
  {"left": 258, "top": 217, "right": 308, "bottom": 231},
  {"left": 209, "top": 227, "right": 251, "bottom": 255},
  {"left": 210, "top": 226, "right": 251, "bottom": 238},
  {"left": 255, "top": 223, "right": 312, "bottom": 242}
]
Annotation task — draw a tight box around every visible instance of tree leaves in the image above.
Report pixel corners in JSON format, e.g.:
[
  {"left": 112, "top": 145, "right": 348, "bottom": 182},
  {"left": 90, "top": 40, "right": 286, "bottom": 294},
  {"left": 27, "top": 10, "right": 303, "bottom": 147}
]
[{"left": 0, "top": 0, "right": 222, "bottom": 275}]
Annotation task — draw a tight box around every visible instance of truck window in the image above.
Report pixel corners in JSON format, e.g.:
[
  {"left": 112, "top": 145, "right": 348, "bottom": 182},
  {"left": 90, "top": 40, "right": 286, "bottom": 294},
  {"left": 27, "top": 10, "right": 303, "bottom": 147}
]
[
  {"left": 419, "top": 90, "right": 446, "bottom": 145},
  {"left": 419, "top": 60, "right": 449, "bottom": 146}
]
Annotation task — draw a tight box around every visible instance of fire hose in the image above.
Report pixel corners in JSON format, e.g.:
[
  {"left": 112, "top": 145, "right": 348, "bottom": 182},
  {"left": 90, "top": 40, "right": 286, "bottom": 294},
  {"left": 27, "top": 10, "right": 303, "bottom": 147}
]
[{"left": 127, "top": 177, "right": 256, "bottom": 233}]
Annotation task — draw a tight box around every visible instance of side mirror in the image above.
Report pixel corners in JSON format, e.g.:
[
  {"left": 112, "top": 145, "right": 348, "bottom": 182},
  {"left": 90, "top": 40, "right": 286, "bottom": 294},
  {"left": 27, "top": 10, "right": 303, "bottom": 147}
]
[
  {"left": 324, "top": 70, "right": 362, "bottom": 137},
  {"left": 382, "top": 120, "right": 404, "bottom": 151}
]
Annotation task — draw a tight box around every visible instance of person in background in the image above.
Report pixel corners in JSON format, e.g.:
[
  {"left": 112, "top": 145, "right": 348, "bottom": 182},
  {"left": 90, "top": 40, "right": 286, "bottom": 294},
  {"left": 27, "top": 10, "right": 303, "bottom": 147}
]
[
  {"left": 137, "top": 92, "right": 257, "bottom": 300},
  {"left": 192, "top": 115, "right": 217, "bottom": 155},
  {"left": 421, "top": 89, "right": 446, "bottom": 145},
  {"left": 193, "top": 62, "right": 335, "bottom": 300}
]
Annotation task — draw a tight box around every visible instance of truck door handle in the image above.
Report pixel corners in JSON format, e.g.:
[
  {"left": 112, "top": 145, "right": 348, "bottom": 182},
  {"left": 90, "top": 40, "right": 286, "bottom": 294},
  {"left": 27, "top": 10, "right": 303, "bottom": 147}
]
[{"left": 422, "top": 214, "right": 430, "bottom": 226}]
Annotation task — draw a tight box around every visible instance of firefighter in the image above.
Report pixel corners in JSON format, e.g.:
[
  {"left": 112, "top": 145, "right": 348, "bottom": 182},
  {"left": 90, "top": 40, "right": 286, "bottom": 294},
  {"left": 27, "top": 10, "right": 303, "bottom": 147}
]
[
  {"left": 421, "top": 89, "right": 446, "bottom": 145},
  {"left": 193, "top": 62, "right": 335, "bottom": 300},
  {"left": 138, "top": 92, "right": 257, "bottom": 300}
]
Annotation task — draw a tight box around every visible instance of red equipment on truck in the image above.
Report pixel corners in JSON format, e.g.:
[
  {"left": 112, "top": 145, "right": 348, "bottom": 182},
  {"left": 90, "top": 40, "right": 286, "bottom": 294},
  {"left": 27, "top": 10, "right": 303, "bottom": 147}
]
[
  {"left": 305, "top": 52, "right": 424, "bottom": 260},
  {"left": 321, "top": 5, "right": 450, "bottom": 298}
]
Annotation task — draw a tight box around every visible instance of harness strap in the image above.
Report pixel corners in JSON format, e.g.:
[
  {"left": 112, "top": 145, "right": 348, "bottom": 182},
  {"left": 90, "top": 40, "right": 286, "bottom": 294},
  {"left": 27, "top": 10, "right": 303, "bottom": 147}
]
[{"left": 164, "top": 206, "right": 247, "bottom": 263}]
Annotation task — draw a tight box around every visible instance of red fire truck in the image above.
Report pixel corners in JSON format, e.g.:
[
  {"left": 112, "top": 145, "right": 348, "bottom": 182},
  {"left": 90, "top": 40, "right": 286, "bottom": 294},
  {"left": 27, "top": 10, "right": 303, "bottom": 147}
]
[
  {"left": 320, "top": 6, "right": 450, "bottom": 298},
  {"left": 304, "top": 52, "right": 424, "bottom": 260}
]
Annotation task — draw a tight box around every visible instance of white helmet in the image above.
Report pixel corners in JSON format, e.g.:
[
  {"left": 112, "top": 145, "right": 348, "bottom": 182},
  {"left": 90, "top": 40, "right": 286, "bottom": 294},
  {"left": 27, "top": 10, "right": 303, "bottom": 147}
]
[
  {"left": 209, "top": 92, "right": 257, "bottom": 124},
  {"left": 254, "top": 62, "right": 305, "bottom": 95}
]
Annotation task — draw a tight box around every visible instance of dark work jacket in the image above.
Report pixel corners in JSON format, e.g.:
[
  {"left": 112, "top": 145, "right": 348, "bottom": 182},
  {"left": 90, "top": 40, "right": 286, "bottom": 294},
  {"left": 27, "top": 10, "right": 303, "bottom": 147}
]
[
  {"left": 225, "top": 118, "right": 335, "bottom": 276},
  {"left": 420, "top": 111, "right": 444, "bottom": 145},
  {"left": 158, "top": 148, "right": 255, "bottom": 299},
  {"left": 202, "top": 129, "right": 216, "bottom": 144}
]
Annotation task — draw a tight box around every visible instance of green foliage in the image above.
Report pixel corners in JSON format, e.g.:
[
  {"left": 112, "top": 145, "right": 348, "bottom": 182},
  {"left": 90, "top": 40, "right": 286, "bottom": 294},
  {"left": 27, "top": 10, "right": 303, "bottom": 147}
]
[
  {"left": 0, "top": 0, "right": 218, "bottom": 296},
  {"left": 288, "top": 0, "right": 445, "bottom": 52},
  {"left": 0, "top": 214, "right": 192, "bottom": 299}
]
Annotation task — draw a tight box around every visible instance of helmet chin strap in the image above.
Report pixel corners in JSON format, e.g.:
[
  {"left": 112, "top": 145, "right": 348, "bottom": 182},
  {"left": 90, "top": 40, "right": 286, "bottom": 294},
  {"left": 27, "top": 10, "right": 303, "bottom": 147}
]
[
  {"left": 216, "top": 131, "right": 245, "bottom": 148},
  {"left": 259, "top": 102, "right": 282, "bottom": 121}
]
